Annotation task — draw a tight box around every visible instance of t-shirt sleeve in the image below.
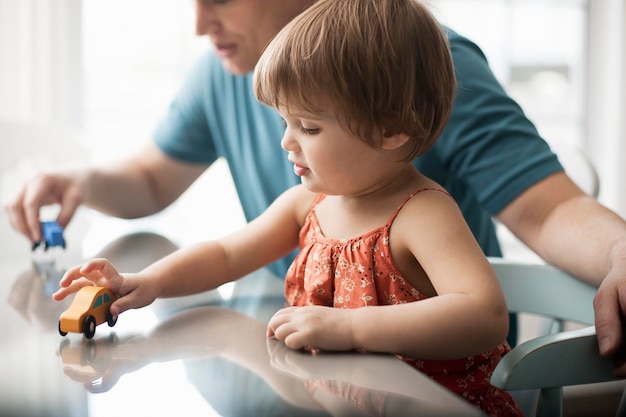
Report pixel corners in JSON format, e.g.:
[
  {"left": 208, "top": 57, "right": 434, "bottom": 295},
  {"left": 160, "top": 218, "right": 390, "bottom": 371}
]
[
  {"left": 438, "top": 29, "right": 564, "bottom": 216},
  {"left": 153, "top": 51, "right": 218, "bottom": 165}
]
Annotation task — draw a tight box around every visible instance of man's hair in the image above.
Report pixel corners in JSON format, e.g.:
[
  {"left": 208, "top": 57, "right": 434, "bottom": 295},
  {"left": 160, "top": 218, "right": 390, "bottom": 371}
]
[{"left": 254, "top": 0, "right": 456, "bottom": 160}]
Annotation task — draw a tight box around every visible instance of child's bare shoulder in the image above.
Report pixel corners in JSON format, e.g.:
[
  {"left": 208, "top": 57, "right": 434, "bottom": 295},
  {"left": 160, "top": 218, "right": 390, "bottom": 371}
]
[
  {"left": 280, "top": 185, "right": 319, "bottom": 219},
  {"left": 396, "top": 187, "right": 464, "bottom": 230}
]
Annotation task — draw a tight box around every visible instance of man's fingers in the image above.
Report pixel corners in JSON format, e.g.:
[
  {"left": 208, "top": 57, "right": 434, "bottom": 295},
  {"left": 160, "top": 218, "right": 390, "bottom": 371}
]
[
  {"left": 21, "top": 175, "right": 55, "bottom": 242},
  {"left": 56, "top": 185, "right": 81, "bottom": 228},
  {"left": 594, "top": 289, "right": 624, "bottom": 356},
  {"left": 4, "top": 188, "right": 39, "bottom": 243}
]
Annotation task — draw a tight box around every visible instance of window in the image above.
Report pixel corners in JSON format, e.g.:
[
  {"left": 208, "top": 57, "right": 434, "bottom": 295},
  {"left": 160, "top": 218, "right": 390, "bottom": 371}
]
[
  {"left": 81, "top": 0, "right": 205, "bottom": 156},
  {"left": 93, "top": 296, "right": 102, "bottom": 308},
  {"left": 0, "top": 0, "right": 81, "bottom": 125},
  {"left": 428, "top": 0, "right": 587, "bottom": 149},
  {"left": 428, "top": 0, "right": 626, "bottom": 217}
]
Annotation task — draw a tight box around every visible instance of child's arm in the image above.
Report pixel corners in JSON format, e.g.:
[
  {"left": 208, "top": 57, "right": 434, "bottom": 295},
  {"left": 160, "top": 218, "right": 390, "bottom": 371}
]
[
  {"left": 268, "top": 190, "right": 509, "bottom": 360},
  {"left": 53, "top": 185, "right": 315, "bottom": 315}
]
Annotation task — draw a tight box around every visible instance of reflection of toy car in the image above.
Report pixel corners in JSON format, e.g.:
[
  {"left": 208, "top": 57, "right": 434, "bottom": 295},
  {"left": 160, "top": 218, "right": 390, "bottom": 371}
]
[
  {"left": 32, "top": 221, "right": 66, "bottom": 251},
  {"left": 57, "top": 334, "right": 123, "bottom": 393},
  {"left": 59, "top": 286, "right": 118, "bottom": 339},
  {"left": 58, "top": 334, "right": 119, "bottom": 373}
]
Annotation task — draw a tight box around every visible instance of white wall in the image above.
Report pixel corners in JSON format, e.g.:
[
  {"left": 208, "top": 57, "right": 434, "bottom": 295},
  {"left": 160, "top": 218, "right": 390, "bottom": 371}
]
[{"left": 586, "top": 0, "right": 626, "bottom": 217}]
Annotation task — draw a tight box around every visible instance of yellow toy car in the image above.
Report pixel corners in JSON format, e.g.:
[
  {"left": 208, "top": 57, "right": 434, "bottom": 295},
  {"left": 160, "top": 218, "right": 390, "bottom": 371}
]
[{"left": 58, "top": 286, "right": 118, "bottom": 339}]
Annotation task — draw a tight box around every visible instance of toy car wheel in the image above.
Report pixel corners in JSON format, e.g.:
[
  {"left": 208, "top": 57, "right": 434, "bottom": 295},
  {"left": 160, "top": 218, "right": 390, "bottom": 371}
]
[
  {"left": 107, "top": 312, "right": 118, "bottom": 327},
  {"left": 108, "top": 332, "right": 119, "bottom": 344},
  {"left": 58, "top": 321, "right": 68, "bottom": 337},
  {"left": 83, "top": 315, "right": 96, "bottom": 339}
]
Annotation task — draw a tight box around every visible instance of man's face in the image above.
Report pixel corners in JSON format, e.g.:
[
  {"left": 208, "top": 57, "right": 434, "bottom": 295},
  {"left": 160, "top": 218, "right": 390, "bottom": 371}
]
[{"left": 195, "top": 0, "right": 313, "bottom": 75}]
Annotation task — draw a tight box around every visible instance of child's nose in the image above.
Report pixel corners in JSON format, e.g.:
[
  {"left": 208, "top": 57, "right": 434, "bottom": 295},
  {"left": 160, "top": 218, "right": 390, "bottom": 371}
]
[{"left": 280, "top": 133, "right": 297, "bottom": 152}]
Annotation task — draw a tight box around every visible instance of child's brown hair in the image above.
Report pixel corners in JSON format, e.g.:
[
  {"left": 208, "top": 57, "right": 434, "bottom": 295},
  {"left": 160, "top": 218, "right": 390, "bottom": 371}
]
[{"left": 254, "top": 0, "right": 456, "bottom": 160}]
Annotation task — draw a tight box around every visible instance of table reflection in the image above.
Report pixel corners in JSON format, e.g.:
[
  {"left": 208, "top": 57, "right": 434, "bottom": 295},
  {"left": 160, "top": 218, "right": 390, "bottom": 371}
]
[
  {"left": 53, "top": 299, "right": 484, "bottom": 416},
  {"left": 3, "top": 231, "right": 484, "bottom": 417},
  {"left": 8, "top": 259, "right": 71, "bottom": 332}
]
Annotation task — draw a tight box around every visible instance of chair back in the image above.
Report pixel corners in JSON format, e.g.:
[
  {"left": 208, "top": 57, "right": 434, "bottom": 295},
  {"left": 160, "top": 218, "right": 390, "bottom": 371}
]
[{"left": 488, "top": 258, "right": 625, "bottom": 417}]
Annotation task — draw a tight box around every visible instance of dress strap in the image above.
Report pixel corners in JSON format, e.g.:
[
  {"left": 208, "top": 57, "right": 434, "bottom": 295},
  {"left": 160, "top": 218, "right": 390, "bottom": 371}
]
[
  {"left": 385, "top": 188, "right": 453, "bottom": 227},
  {"left": 311, "top": 189, "right": 452, "bottom": 229},
  {"left": 310, "top": 193, "right": 326, "bottom": 211}
]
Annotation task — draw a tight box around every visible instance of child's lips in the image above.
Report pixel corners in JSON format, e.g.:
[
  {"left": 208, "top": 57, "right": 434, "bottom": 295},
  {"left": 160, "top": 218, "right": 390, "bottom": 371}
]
[{"left": 293, "top": 163, "right": 309, "bottom": 176}]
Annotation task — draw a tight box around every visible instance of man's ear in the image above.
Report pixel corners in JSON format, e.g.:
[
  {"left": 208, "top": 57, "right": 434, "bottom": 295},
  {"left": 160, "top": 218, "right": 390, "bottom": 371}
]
[{"left": 380, "top": 130, "right": 410, "bottom": 150}]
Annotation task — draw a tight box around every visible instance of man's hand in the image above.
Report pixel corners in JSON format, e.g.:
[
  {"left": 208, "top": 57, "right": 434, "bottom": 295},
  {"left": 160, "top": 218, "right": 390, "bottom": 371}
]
[
  {"left": 593, "top": 264, "right": 626, "bottom": 376},
  {"left": 4, "top": 171, "right": 83, "bottom": 243}
]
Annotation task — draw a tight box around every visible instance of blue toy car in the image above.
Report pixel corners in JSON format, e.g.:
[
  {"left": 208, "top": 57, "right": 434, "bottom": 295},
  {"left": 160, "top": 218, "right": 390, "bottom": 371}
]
[{"left": 32, "top": 221, "right": 66, "bottom": 251}]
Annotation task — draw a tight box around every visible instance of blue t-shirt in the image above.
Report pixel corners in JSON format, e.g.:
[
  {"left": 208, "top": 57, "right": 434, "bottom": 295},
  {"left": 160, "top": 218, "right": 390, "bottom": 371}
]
[{"left": 154, "top": 29, "right": 563, "bottom": 278}]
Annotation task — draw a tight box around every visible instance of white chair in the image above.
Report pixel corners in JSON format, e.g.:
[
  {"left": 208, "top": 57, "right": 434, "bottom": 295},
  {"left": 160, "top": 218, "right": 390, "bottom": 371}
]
[{"left": 489, "top": 258, "right": 626, "bottom": 417}]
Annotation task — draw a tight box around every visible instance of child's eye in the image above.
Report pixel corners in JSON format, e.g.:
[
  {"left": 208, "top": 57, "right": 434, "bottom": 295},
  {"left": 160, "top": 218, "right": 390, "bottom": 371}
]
[
  {"left": 301, "top": 127, "right": 320, "bottom": 135},
  {"left": 279, "top": 116, "right": 319, "bottom": 135}
]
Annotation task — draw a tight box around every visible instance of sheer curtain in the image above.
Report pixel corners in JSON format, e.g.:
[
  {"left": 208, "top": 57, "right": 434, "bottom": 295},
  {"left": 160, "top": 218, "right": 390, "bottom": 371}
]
[{"left": 0, "top": 0, "right": 82, "bottom": 125}]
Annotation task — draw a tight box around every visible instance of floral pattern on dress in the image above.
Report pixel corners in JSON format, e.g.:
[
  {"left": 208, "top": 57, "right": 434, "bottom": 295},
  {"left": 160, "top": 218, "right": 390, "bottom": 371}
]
[{"left": 284, "top": 191, "right": 523, "bottom": 417}]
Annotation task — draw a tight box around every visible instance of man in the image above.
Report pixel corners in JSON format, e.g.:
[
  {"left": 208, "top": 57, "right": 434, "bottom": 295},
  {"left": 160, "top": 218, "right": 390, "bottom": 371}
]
[{"left": 5, "top": 0, "right": 626, "bottom": 371}]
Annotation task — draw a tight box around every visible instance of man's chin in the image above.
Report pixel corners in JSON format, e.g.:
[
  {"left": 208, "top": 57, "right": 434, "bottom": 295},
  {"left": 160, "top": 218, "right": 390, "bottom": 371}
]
[{"left": 221, "top": 60, "right": 254, "bottom": 76}]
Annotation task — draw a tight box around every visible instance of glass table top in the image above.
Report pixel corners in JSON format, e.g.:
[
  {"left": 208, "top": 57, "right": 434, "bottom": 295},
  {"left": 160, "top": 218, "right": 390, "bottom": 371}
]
[{"left": 0, "top": 231, "right": 485, "bottom": 417}]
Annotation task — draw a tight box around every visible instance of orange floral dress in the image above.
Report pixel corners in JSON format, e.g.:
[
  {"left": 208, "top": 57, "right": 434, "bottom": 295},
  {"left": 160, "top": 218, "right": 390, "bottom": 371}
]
[{"left": 285, "top": 190, "right": 523, "bottom": 417}]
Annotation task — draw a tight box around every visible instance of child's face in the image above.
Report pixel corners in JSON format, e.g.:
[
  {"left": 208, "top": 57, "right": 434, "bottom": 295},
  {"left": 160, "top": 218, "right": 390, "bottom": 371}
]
[{"left": 278, "top": 105, "right": 399, "bottom": 197}]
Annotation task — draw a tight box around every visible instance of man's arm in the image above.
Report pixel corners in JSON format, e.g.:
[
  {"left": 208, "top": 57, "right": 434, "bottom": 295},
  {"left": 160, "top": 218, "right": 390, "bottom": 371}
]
[
  {"left": 497, "top": 171, "right": 626, "bottom": 361},
  {"left": 5, "top": 141, "right": 209, "bottom": 243},
  {"left": 82, "top": 141, "right": 209, "bottom": 218}
]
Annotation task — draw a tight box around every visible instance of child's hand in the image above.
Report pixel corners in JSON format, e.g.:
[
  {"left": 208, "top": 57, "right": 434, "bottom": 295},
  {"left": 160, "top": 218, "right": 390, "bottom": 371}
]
[
  {"left": 267, "top": 306, "right": 356, "bottom": 352},
  {"left": 52, "top": 258, "right": 158, "bottom": 315},
  {"left": 53, "top": 258, "right": 124, "bottom": 300}
]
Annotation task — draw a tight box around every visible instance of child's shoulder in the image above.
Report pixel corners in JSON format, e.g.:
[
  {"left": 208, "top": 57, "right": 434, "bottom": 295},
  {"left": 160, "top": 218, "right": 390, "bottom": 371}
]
[
  {"left": 397, "top": 186, "right": 462, "bottom": 225},
  {"left": 281, "top": 184, "right": 320, "bottom": 218}
]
